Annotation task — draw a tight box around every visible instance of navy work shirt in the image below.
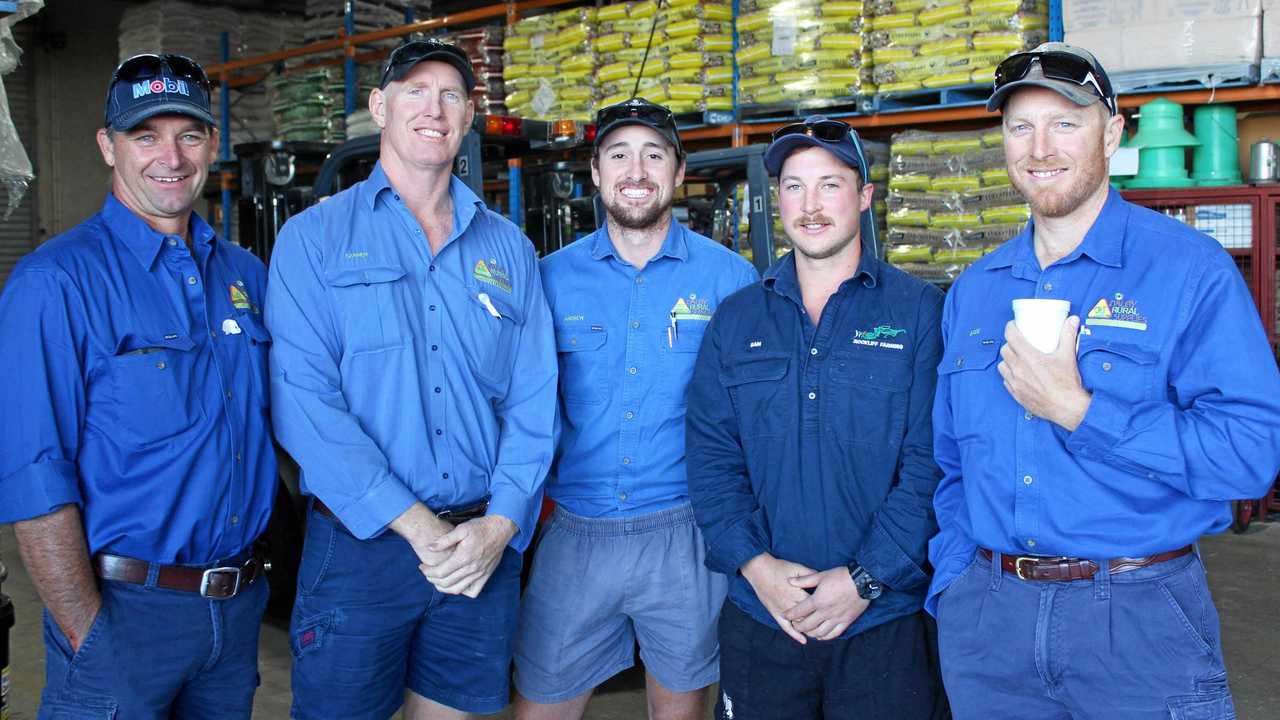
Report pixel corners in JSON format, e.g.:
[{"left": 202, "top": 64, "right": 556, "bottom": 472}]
[
  {"left": 266, "top": 163, "right": 557, "bottom": 551},
  {"left": 928, "top": 190, "right": 1280, "bottom": 614},
  {"left": 539, "top": 221, "right": 758, "bottom": 518},
  {"left": 687, "top": 251, "right": 945, "bottom": 638},
  {"left": 0, "top": 194, "right": 277, "bottom": 564}
]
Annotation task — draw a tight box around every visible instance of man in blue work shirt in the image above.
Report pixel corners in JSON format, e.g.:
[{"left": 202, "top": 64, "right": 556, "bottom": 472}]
[
  {"left": 513, "top": 98, "right": 757, "bottom": 720},
  {"left": 0, "top": 54, "right": 275, "bottom": 718},
  {"left": 267, "top": 40, "right": 557, "bottom": 720},
  {"left": 929, "top": 43, "right": 1280, "bottom": 719},
  {"left": 686, "top": 117, "right": 947, "bottom": 719}
]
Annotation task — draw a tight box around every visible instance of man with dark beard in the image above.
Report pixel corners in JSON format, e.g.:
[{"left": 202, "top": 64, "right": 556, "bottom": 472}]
[
  {"left": 513, "top": 98, "right": 756, "bottom": 720},
  {"left": 928, "top": 43, "right": 1280, "bottom": 719},
  {"left": 686, "top": 116, "right": 947, "bottom": 719}
]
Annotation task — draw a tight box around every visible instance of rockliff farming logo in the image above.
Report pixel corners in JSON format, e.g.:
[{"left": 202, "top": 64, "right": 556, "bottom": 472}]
[
  {"left": 853, "top": 324, "right": 907, "bottom": 350},
  {"left": 133, "top": 77, "right": 190, "bottom": 99}
]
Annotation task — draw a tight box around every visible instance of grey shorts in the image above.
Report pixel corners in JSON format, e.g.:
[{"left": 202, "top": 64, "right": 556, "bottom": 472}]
[{"left": 513, "top": 502, "right": 729, "bottom": 703}]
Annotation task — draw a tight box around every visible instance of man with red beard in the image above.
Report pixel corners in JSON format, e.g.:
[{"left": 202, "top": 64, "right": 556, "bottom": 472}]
[
  {"left": 686, "top": 117, "right": 947, "bottom": 718},
  {"left": 928, "top": 43, "right": 1280, "bottom": 719},
  {"left": 513, "top": 98, "right": 756, "bottom": 720}
]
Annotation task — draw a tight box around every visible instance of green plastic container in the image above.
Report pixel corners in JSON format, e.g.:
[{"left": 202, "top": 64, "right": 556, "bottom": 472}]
[
  {"left": 1128, "top": 98, "right": 1199, "bottom": 188},
  {"left": 1192, "top": 104, "right": 1242, "bottom": 186}
]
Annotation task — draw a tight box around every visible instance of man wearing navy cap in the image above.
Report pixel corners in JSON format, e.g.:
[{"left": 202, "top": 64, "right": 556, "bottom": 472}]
[
  {"left": 928, "top": 42, "right": 1280, "bottom": 719},
  {"left": 513, "top": 97, "right": 757, "bottom": 720},
  {"left": 0, "top": 53, "right": 275, "bottom": 718},
  {"left": 268, "top": 39, "right": 557, "bottom": 719},
  {"left": 686, "top": 116, "right": 947, "bottom": 718}
]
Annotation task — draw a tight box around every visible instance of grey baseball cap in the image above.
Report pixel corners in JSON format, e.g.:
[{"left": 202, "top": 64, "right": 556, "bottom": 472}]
[{"left": 986, "top": 42, "right": 1116, "bottom": 115}]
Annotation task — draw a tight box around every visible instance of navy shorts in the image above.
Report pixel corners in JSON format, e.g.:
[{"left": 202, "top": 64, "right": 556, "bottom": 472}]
[
  {"left": 937, "top": 549, "right": 1236, "bottom": 720},
  {"left": 289, "top": 507, "right": 522, "bottom": 719}
]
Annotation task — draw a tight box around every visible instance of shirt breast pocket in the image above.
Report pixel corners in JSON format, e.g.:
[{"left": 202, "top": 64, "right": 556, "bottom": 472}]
[
  {"left": 108, "top": 335, "right": 205, "bottom": 446},
  {"left": 659, "top": 320, "right": 709, "bottom": 405},
  {"left": 463, "top": 286, "right": 525, "bottom": 392},
  {"left": 556, "top": 327, "right": 607, "bottom": 405},
  {"left": 237, "top": 312, "right": 272, "bottom": 413},
  {"left": 1077, "top": 338, "right": 1158, "bottom": 404},
  {"left": 324, "top": 265, "right": 407, "bottom": 354},
  {"left": 937, "top": 341, "right": 1001, "bottom": 432},
  {"left": 718, "top": 353, "right": 791, "bottom": 438},
  {"left": 826, "top": 350, "right": 912, "bottom": 449}
]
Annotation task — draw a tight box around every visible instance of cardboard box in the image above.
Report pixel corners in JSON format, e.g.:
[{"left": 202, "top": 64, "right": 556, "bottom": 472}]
[
  {"left": 1064, "top": 0, "right": 1262, "bottom": 73},
  {"left": 1264, "top": 0, "right": 1280, "bottom": 56}
]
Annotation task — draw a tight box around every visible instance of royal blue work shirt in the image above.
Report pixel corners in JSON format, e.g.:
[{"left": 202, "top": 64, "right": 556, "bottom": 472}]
[
  {"left": 266, "top": 163, "right": 557, "bottom": 551},
  {"left": 0, "top": 194, "right": 277, "bottom": 564},
  {"left": 927, "top": 189, "right": 1280, "bottom": 615},
  {"left": 687, "top": 251, "right": 945, "bottom": 638},
  {"left": 540, "top": 220, "right": 757, "bottom": 518}
]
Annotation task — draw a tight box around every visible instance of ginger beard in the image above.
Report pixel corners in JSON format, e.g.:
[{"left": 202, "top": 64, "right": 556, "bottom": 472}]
[{"left": 1004, "top": 89, "right": 1113, "bottom": 220}]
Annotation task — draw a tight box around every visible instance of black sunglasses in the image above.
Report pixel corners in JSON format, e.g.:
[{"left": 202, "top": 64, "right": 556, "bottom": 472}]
[
  {"left": 112, "top": 53, "right": 211, "bottom": 93},
  {"left": 381, "top": 40, "right": 470, "bottom": 88},
  {"left": 771, "top": 118, "right": 851, "bottom": 144},
  {"left": 994, "top": 50, "right": 1116, "bottom": 114},
  {"left": 595, "top": 98, "right": 677, "bottom": 133}
]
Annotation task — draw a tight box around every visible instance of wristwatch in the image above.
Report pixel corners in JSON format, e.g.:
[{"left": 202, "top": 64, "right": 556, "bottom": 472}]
[{"left": 847, "top": 564, "right": 884, "bottom": 601}]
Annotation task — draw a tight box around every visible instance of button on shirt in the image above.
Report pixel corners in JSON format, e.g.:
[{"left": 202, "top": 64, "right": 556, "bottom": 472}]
[
  {"left": 927, "top": 190, "right": 1280, "bottom": 615},
  {"left": 0, "top": 194, "right": 276, "bottom": 564},
  {"left": 266, "top": 163, "right": 557, "bottom": 550},
  {"left": 540, "top": 221, "right": 757, "bottom": 518},
  {"left": 687, "top": 252, "right": 945, "bottom": 638}
]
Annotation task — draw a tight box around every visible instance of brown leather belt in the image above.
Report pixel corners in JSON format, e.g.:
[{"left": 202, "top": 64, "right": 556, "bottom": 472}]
[
  {"left": 313, "top": 497, "right": 489, "bottom": 528},
  {"left": 979, "top": 546, "right": 1194, "bottom": 582},
  {"left": 93, "top": 552, "right": 262, "bottom": 600}
]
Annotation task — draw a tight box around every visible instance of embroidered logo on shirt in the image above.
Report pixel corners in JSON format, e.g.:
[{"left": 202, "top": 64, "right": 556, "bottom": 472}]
[
  {"left": 853, "top": 325, "right": 907, "bottom": 349},
  {"left": 229, "top": 283, "right": 252, "bottom": 311},
  {"left": 749, "top": 339, "right": 763, "bottom": 349},
  {"left": 1085, "top": 294, "right": 1147, "bottom": 331},
  {"left": 474, "top": 258, "right": 513, "bottom": 292},
  {"left": 670, "top": 294, "right": 712, "bottom": 321}
]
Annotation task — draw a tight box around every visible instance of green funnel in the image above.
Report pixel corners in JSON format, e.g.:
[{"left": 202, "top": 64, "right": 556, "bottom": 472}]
[
  {"left": 1192, "top": 104, "right": 1242, "bottom": 186},
  {"left": 1129, "top": 98, "right": 1199, "bottom": 188}
]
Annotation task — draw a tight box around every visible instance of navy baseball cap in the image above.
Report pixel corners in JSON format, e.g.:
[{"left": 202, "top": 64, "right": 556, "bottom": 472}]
[
  {"left": 104, "top": 54, "right": 215, "bottom": 131},
  {"left": 763, "top": 116, "right": 879, "bottom": 255},
  {"left": 381, "top": 39, "right": 476, "bottom": 91},
  {"left": 594, "top": 97, "right": 685, "bottom": 158}
]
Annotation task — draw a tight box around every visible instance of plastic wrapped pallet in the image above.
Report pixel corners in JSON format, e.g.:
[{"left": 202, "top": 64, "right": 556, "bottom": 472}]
[
  {"left": 503, "top": 6, "right": 598, "bottom": 120},
  {"left": 735, "top": 0, "right": 874, "bottom": 106},
  {"left": 1064, "top": 0, "right": 1262, "bottom": 74}
]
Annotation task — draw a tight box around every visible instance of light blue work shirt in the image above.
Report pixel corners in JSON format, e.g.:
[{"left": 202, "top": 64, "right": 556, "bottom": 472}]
[
  {"left": 540, "top": 220, "right": 757, "bottom": 517},
  {"left": 927, "top": 189, "right": 1280, "bottom": 614},
  {"left": 266, "top": 162, "right": 557, "bottom": 551}
]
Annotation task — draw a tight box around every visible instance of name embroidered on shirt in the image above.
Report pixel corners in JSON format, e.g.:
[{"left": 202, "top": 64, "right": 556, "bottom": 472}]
[
  {"left": 344, "top": 251, "right": 369, "bottom": 260},
  {"left": 1085, "top": 293, "right": 1148, "bottom": 331},
  {"left": 474, "top": 258, "right": 513, "bottom": 292},
  {"left": 852, "top": 324, "right": 907, "bottom": 349}
]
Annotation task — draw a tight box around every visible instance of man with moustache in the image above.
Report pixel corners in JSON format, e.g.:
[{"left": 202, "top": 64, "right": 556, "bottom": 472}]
[
  {"left": 928, "top": 43, "right": 1280, "bottom": 719},
  {"left": 0, "top": 54, "right": 275, "bottom": 718},
  {"left": 266, "top": 40, "right": 557, "bottom": 719},
  {"left": 513, "top": 98, "right": 757, "bottom": 720},
  {"left": 686, "top": 116, "right": 946, "bottom": 719}
]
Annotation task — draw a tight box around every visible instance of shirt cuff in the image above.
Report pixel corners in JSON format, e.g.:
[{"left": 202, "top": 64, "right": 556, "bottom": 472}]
[
  {"left": 332, "top": 473, "right": 419, "bottom": 540},
  {"left": 1067, "top": 389, "right": 1127, "bottom": 458},
  {"left": 0, "top": 460, "right": 82, "bottom": 524},
  {"left": 854, "top": 519, "right": 929, "bottom": 592},
  {"left": 487, "top": 485, "right": 542, "bottom": 553},
  {"left": 705, "top": 510, "right": 771, "bottom": 576}
]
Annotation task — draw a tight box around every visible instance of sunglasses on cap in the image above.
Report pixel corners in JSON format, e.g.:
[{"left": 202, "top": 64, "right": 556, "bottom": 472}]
[
  {"left": 994, "top": 50, "right": 1116, "bottom": 115},
  {"left": 595, "top": 98, "right": 678, "bottom": 133},
  {"left": 770, "top": 118, "right": 852, "bottom": 144},
  {"left": 111, "top": 53, "right": 211, "bottom": 92},
  {"left": 380, "top": 39, "right": 470, "bottom": 88}
]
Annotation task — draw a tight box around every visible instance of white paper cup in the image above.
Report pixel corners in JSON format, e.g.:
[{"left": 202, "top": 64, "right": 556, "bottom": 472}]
[{"left": 1012, "top": 299, "right": 1071, "bottom": 353}]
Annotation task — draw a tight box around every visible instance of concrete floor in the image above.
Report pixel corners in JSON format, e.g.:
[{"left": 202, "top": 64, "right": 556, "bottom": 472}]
[{"left": 2, "top": 522, "right": 1277, "bottom": 719}]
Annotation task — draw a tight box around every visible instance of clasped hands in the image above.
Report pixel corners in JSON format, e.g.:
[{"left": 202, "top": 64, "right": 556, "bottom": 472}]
[
  {"left": 742, "top": 553, "right": 870, "bottom": 644},
  {"left": 408, "top": 512, "right": 517, "bottom": 599}
]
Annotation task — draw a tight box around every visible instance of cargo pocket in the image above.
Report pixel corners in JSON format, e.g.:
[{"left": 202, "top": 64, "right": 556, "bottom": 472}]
[
  {"left": 292, "top": 612, "right": 334, "bottom": 659},
  {"left": 1166, "top": 673, "right": 1236, "bottom": 720}
]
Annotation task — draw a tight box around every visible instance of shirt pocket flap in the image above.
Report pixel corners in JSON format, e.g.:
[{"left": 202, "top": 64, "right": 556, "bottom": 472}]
[
  {"left": 115, "top": 333, "right": 196, "bottom": 355},
  {"left": 1077, "top": 337, "right": 1159, "bottom": 365},
  {"left": 238, "top": 315, "right": 272, "bottom": 344},
  {"left": 557, "top": 328, "right": 607, "bottom": 352},
  {"left": 323, "top": 265, "right": 407, "bottom": 287},
  {"left": 719, "top": 353, "right": 790, "bottom": 387},
  {"left": 832, "top": 350, "right": 911, "bottom": 388},
  {"left": 938, "top": 343, "right": 999, "bottom": 375}
]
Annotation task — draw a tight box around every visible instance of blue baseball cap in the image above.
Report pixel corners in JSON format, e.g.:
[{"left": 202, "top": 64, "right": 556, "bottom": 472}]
[
  {"left": 763, "top": 116, "right": 878, "bottom": 255},
  {"left": 104, "top": 54, "right": 215, "bottom": 131}
]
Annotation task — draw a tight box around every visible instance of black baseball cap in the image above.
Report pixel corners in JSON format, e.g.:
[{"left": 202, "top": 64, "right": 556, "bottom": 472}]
[
  {"left": 593, "top": 97, "right": 685, "bottom": 158},
  {"left": 104, "top": 54, "right": 215, "bottom": 131},
  {"left": 381, "top": 39, "right": 476, "bottom": 91},
  {"left": 987, "top": 42, "right": 1117, "bottom": 115}
]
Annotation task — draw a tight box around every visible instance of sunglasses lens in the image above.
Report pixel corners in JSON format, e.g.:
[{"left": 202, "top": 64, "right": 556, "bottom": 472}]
[
  {"left": 115, "top": 54, "right": 209, "bottom": 91},
  {"left": 771, "top": 120, "right": 849, "bottom": 143}
]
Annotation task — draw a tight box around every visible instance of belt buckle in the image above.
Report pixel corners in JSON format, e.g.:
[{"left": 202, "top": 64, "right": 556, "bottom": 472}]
[
  {"left": 200, "top": 566, "right": 242, "bottom": 599},
  {"left": 1014, "top": 556, "right": 1038, "bottom": 581}
]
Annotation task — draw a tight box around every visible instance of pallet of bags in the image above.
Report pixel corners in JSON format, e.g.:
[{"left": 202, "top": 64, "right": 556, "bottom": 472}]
[
  {"left": 503, "top": 6, "right": 597, "bottom": 120},
  {"left": 736, "top": 0, "right": 873, "bottom": 107}
]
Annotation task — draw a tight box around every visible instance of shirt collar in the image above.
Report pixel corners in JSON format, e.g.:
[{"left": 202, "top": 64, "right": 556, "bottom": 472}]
[
  {"left": 762, "top": 248, "right": 880, "bottom": 304},
  {"left": 102, "top": 192, "right": 217, "bottom": 271},
  {"left": 589, "top": 217, "right": 689, "bottom": 263},
  {"left": 985, "top": 187, "right": 1126, "bottom": 275},
  {"left": 363, "top": 161, "right": 487, "bottom": 240}
]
